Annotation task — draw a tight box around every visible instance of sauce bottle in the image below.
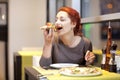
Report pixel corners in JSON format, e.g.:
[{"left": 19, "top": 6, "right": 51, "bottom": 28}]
[{"left": 105, "top": 21, "right": 112, "bottom": 71}]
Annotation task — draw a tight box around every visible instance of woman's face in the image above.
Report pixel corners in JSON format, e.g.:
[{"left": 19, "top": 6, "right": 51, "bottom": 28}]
[{"left": 55, "top": 11, "right": 75, "bottom": 36}]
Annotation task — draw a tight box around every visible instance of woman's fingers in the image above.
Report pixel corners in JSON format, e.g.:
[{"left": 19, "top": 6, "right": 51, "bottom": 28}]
[
  {"left": 48, "top": 29, "right": 53, "bottom": 37},
  {"left": 43, "top": 29, "right": 54, "bottom": 46},
  {"left": 44, "top": 29, "right": 53, "bottom": 38},
  {"left": 85, "top": 50, "right": 95, "bottom": 65}
]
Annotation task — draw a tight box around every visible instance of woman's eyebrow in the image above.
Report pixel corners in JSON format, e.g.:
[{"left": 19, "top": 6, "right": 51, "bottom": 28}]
[{"left": 56, "top": 16, "right": 65, "bottom": 20}]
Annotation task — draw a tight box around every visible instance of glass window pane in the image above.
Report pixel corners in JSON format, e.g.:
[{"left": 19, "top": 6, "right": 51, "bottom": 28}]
[
  {"left": 82, "top": 20, "right": 120, "bottom": 49},
  {"left": 81, "top": 0, "right": 120, "bottom": 18}
]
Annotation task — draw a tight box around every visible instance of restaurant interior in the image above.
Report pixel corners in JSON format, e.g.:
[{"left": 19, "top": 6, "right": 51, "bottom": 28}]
[{"left": 0, "top": 0, "right": 120, "bottom": 80}]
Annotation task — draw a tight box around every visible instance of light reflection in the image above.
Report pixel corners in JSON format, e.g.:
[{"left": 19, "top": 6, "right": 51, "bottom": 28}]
[{"left": 2, "top": 14, "right": 5, "bottom": 20}]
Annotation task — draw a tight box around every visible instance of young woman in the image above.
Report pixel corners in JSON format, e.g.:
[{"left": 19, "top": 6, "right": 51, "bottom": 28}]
[{"left": 40, "top": 7, "right": 95, "bottom": 68}]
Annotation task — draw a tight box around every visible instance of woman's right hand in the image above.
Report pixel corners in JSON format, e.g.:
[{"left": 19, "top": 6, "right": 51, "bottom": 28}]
[
  {"left": 41, "top": 28, "right": 54, "bottom": 58},
  {"left": 43, "top": 28, "right": 54, "bottom": 46}
]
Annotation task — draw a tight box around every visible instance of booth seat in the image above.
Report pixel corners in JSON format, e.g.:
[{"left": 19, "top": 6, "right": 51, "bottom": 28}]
[
  {"left": 14, "top": 51, "right": 42, "bottom": 80},
  {"left": 14, "top": 49, "right": 120, "bottom": 80}
]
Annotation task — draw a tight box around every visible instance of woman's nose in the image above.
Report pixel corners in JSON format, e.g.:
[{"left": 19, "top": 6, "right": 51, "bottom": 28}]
[
  {"left": 55, "top": 20, "right": 61, "bottom": 26},
  {"left": 55, "top": 22, "right": 59, "bottom": 26}
]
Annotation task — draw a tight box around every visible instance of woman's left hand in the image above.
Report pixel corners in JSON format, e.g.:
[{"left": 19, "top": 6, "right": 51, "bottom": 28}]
[{"left": 85, "top": 51, "right": 95, "bottom": 65}]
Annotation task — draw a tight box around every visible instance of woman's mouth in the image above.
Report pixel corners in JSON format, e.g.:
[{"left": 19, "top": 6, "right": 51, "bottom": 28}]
[
  {"left": 55, "top": 24, "right": 63, "bottom": 31},
  {"left": 56, "top": 27, "right": 63, "bottom": 30}
]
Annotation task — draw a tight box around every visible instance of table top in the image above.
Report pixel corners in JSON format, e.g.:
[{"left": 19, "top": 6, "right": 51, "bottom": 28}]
[
  {"left": 25, "top": 66, "right": 120, "bottom": 80},
  {"left": 17, "top": 50, "right": 120, "bottom": 80},
  {"left": 17, "top": 50, "right": 120, "bottom": 56}
]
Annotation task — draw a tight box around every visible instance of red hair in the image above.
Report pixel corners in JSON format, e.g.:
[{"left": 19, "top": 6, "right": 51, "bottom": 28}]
[{"left": 58, "top": 7, "right": 82, "bottom": 36}]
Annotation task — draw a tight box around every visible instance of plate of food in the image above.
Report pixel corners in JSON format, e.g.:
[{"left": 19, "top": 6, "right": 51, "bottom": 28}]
[
  {"left": 50, "top": 63, "right": 79, "bottom": 69},
  {"left": 59, "top": 67, "right": 102, "bottom": 77}
]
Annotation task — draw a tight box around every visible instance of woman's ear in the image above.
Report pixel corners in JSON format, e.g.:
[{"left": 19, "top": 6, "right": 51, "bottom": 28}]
[{"left": 72, "top": 22, "right": 76, "bottom": 28}]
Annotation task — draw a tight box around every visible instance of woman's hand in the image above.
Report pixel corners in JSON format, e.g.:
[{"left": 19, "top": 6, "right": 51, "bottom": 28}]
[
  {"left": 85, "top": 51, "right": 95, "bottom": 65},
  {"left": 44, "top": 28, "right": 54, "bottom": 46},
  {"left": 41, "top": 29, "right": 54, "bottom": 58}
]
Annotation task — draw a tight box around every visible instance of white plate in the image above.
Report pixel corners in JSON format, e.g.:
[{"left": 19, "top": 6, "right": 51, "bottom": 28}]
[
  {"left": 60, "top": 67, "right": 102, "bottom": 77},
  {"left": 60, "top": 71, "right": 102, "bottom": 77},
  {"left": 50, "top": 63, "right": 79, "bottom": 69}
]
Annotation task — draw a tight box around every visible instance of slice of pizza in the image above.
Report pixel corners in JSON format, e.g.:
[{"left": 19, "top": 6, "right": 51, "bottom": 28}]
[{"left": 40, "top": 22, "right": 55, "bottom": 30}]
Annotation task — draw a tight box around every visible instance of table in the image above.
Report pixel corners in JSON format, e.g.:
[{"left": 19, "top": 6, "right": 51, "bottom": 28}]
[
  {"left": 25, "top": 66, "right": 120, "bottom": 80},
  {"left": 14, "top": 50, "right": 120, "bottom": 80}
]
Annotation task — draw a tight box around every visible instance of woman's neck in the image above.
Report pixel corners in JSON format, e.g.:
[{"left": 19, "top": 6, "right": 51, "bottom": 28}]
[{"left": 60, "top": 34, "right": 81, "bottom": 48}]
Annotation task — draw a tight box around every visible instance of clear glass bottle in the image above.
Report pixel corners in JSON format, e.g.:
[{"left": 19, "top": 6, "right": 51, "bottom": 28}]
[
  {"left": 109, "top": 42, "right": 117, "bottom": 72},
  {"left": 101, "top": 47, "right": 106, "bottom": 70}
]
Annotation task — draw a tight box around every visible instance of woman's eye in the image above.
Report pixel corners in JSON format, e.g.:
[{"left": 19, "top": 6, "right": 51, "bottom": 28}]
[
  {"left": 60, "top": 19, "right": 65, "bottom": 21},
  {"left": 55, "top": 19, "right": 57, "bottom": 22},
  {"left": 55, "top": 18, "right": 65, "bottom": 22}
]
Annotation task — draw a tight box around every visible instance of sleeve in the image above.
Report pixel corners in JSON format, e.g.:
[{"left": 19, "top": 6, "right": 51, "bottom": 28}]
[
  {"left": 84, "top": 37, "right": 93, "bottom": 53},
  {"left": 80, "top": 37, "right": 93, "bottom": 65},
  {"left": 88, "top": 41, "right": 93, "bottom": 52},
  {"left": 39, "top": 56, "right": 52, "bottom": 68},
  {"left": 39, "top": 45, "right": 54, "bottom": 68}
]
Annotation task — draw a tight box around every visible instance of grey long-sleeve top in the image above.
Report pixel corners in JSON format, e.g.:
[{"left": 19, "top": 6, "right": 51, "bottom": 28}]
[{"left": 40, "top": 36, "right": 92, "bottom": 68}]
